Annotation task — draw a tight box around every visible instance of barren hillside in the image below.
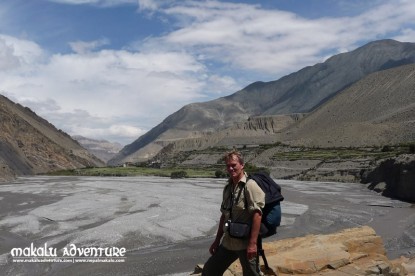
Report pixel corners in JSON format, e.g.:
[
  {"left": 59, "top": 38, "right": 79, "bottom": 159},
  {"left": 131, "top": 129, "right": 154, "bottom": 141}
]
[
  {"left": 0, "top": 95, "right": 104, "bottom": 179},
  {"left": 282, "top": 63, "right": 415, "bottom": 147}
]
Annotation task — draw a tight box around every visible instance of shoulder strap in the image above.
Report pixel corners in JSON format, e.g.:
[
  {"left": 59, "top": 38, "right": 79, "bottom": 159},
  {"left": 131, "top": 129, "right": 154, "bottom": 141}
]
[
  {"left": 230, "top": 183, "right": 245, "bottom": 220},
  {"left": 242, "top": 178, "right": 250, "bottom": 210}
]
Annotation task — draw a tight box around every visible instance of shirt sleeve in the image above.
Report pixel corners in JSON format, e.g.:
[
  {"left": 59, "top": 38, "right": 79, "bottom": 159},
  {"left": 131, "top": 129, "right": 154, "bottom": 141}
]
[{"left": 245, "top": 179, "right": 265, "bottom": 214}]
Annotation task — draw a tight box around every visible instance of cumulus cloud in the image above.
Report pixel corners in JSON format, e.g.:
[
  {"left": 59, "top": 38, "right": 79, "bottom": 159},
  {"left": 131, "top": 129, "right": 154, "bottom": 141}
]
[
  {"left": 71, "top": 124, "right": 146, "bottom": 144},
  {"left": 137, "top": 0, "right": 160, "bottom": 11},
  {"left": 0, "top": 38, "right": 20, "bottom": 71},
  {"left": 393, "top": 28, "right": 415, "bottom": 42},
  {"left": 0, "top": 35, "right": 45, "bottom": 70},
  {"left": 204, "top": 74, "right": 239, "bottom": 95}
]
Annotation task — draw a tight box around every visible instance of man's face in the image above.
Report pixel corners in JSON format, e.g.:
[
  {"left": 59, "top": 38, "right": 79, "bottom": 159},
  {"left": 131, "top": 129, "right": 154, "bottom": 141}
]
[{"left": 226, "top": 155, "right": 244, "bottom": 179}]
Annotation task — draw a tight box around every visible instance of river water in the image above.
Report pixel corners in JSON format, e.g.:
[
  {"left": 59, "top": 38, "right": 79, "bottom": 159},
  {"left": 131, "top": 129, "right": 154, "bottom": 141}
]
[{"left": 0, "top": 176, "right": 413, "bottom": 275}]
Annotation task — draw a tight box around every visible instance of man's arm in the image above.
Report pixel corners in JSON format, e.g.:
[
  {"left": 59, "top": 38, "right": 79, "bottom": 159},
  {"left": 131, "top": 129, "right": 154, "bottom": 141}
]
[
  {"left": 247, "top": 210, "right": 261, "bottom": 259},
  {"left": 209, "top": 214, "right": 225, "bottom": 255}
]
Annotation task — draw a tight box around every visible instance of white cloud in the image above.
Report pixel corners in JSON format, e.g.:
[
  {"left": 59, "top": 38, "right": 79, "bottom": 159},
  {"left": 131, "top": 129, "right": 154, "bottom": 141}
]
[
  {"left": 204, "top": 74, "right": 239, "bottom": 95},
  {"left": 0, "top": 34, "right": 45, "bottom": 70},
  {"left": 0, "top": 38, "right": 20, "bottom": 71},
  {"left": 72, "top": 124, "right": 146, "bottom": 144},
  {"left": 69, "top": 38, "right": 110, "bottom": 54},
  {"left": 138, "top": 0, "right": 160, "bottom": 11},
  {"left": 393, "top": 29, "right": 415, "bottom": 42},
  {"left": 109, "top": 124, "right": 145, "bottom": 138},
  {"left": 4, "top": 47, "right": 207, "bottom": 113}
]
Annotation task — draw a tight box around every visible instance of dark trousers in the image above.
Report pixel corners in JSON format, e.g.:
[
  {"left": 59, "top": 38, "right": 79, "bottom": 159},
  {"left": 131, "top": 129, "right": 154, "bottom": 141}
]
[{"left": 202, "top": 245, "right": 261, "bottom": 276}]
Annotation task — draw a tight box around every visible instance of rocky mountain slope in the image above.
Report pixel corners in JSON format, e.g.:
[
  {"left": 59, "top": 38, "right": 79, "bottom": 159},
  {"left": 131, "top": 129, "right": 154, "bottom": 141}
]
[
  {"left": 73, "top": 135, "right": 122, "bottom": 163},
  {"left": 0, "top": 95, "right": 104, "bottom": 180},
  {"left": 109, "top": 39, "right": 415, "bottom": 165},
  {"left": 153, "top": 63, "right": 415, "bottom": 158},
  {"left": 282, "top": 63, "right": 415, "bottom": 147}
]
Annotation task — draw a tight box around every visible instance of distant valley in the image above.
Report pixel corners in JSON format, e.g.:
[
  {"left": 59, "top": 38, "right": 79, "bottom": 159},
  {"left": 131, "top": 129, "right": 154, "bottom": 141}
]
[{"left": 72, "top": 135, "right": 123, "bottom": 163}]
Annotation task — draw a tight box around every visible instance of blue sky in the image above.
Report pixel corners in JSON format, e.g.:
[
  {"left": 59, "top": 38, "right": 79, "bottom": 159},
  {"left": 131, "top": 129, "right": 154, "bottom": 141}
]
[{"left": 1, "top": 0, "right": 414, "bottom": 145}]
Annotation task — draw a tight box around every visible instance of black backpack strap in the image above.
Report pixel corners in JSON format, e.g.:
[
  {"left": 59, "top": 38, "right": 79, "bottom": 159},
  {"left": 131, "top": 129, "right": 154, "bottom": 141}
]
[
  {"left": 230, "top": 183, "right": 245, "bottom": 220},
  {"left": 243, "top": 182, "right": 248, "bottom": 210}
]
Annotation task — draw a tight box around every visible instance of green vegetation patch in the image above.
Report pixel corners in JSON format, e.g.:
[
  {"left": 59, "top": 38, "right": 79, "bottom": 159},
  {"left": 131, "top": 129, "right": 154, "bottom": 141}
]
[
  {"left": 47, "top": 166, "right": 217, "bottom": 178},
  {"left": 272, "top": 147, "right": 404, "bottom": 161}
]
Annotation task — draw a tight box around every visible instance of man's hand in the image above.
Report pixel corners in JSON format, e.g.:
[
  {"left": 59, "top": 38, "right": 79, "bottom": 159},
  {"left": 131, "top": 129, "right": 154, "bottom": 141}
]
[
  {"left": 246, "top": 241, "right": 257, "bottom": 260},
  {"left": 209, "top": 239, "right": 220, "bottom": 255},
  {"left": 209, "top": 214, "right": 225, "bottom": 255},
  {"left": 247, "top": 210, "right": 261, "bottom": 260}
]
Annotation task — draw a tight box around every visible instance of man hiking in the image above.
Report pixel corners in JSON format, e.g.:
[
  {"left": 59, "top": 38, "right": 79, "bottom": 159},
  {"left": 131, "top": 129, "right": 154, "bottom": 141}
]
[{"left": 202, "top": 150, "right": 265, "bottom": 276}]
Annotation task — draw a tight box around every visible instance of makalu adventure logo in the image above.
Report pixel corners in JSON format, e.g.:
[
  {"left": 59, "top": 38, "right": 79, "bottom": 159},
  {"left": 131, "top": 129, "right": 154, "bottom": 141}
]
[{"left": 10, "top": 243, "right": 126, "bottom": 263}]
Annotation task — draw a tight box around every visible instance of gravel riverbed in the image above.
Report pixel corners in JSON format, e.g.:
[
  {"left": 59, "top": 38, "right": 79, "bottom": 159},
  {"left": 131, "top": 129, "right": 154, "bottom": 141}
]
[{"left": 0, "top": 176, "right": 413, "bottom": 275}]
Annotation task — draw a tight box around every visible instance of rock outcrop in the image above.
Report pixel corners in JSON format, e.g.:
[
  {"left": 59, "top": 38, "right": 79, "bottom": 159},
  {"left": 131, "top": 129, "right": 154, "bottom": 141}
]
[
  {"left": 192, "top": 226, "right": 415, "bottom": 275},
  {"left": 234, "top": 114, "right": 307, "bottom": 133},
  {"left": 362, "top": 154, "right": 415, "bottom": 202}
]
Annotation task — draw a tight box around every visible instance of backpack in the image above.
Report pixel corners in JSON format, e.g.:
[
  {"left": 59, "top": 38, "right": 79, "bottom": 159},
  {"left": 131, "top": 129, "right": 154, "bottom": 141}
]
[
  {"left": 247, "top": 172, "right": 284, "bottom": 270},
  {"left": 247, "top": 172, "right": 284, "bottom": 238}
]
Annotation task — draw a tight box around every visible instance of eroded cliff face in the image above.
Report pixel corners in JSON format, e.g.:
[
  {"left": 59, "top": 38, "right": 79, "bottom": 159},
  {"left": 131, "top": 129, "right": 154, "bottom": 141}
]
[
  {"left": 362, "top": 154, "right": 415, "bottom": 202},
  {"left": 192, "top": 226, "right": 415, "bottom": 275},
  {"left": 233, "top": 114, "right": 307, "bottom": 133}
]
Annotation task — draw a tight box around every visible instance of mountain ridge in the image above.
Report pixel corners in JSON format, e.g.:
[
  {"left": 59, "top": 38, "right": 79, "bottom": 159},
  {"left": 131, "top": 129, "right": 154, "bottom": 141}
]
[
  {"left": 172, "top": 63, "right": 415, "bottom": 151},
  {"left": 109, "top": 39, "right": 415, "bottom": 165}
]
